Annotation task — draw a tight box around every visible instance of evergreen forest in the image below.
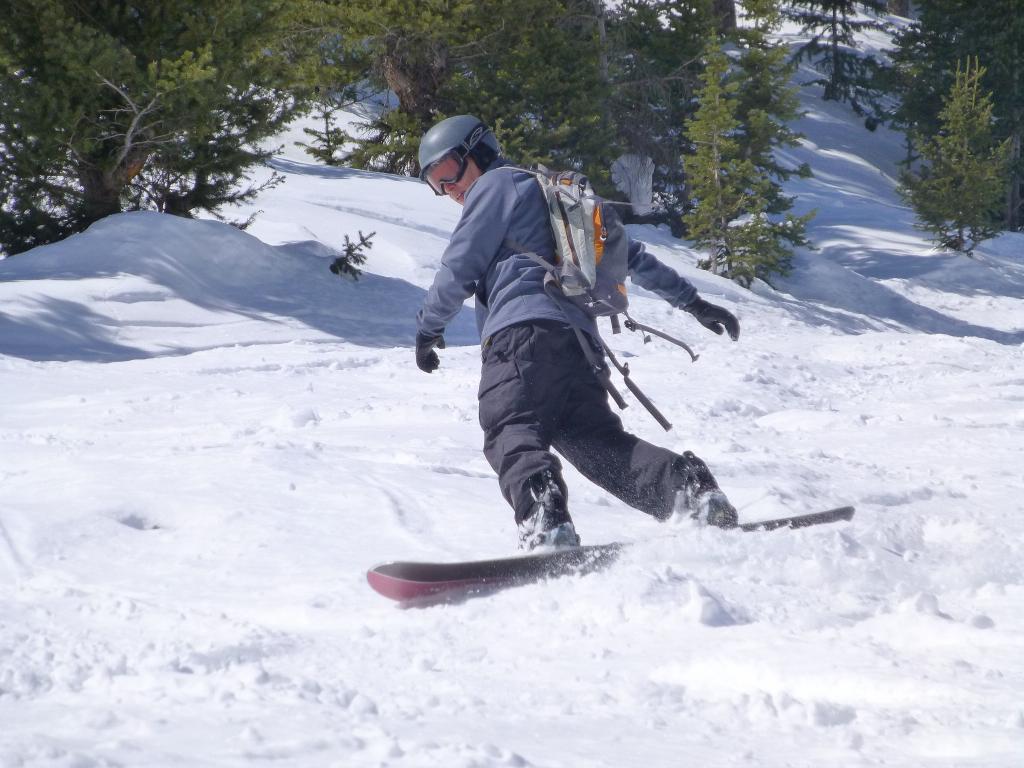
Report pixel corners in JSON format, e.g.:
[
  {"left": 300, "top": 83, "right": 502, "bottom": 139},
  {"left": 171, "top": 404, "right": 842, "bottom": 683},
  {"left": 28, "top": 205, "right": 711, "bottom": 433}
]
[{"left": 1, "top": 1, "right": 1020, "bottom": 281}]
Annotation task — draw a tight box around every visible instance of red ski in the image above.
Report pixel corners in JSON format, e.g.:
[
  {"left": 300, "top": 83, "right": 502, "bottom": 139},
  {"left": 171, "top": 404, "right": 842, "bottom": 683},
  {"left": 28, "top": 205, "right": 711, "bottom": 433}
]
[
  {"left": 367, "top": 506, "right": 854, "bottom": 605},
  {"left": 367, "top": 543, "right": 622, "bottom": 605}
]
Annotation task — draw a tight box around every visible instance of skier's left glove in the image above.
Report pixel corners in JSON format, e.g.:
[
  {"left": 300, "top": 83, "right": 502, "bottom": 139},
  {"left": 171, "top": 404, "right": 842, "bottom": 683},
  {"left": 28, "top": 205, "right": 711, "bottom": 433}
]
[
  {"left": 415, "top": 331, "right": 446, "bottom": 373},
  {"left": 685, "top": 297, "right": 740, "bottom": 341}
]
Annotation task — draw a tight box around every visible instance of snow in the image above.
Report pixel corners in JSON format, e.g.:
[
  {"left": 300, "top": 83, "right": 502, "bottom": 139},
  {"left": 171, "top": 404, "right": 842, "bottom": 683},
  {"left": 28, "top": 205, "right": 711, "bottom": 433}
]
[{"left": 2, "top": 55, "right": 1024, "bottom": 768}]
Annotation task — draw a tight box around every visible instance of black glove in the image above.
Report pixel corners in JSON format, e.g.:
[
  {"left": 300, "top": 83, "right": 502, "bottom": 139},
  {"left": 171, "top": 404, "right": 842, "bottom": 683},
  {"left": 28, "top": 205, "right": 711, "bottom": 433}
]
[
  {"left": 685, "top": 297, "right": 740, "bottom": 341},
  {"left": 415, "top": 332, "right": 446, "bottom": 373}
]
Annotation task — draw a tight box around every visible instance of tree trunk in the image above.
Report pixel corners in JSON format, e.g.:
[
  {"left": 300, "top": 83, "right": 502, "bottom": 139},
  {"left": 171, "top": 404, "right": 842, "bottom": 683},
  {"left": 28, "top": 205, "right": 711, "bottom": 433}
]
[
  {"left": 1007, "top": 49, "right": 1022, "bottom": 231},
  {"left": 76, "top": 165, "right": 126, "bottom": 225},
  {"left": 713, "top": 0, "right": 736, "bottom": 33},
  {"left": 712, "top": 0, "right": 737, "bottom": 33},
  {"left": 593, "top": 0, "right": 608, "bottom": 82},
  {"left": 76, "top": 147, "right": 150, "bottom": 224},
  {"left": 379, "top": 31, "right": 448, "bottom": 123},
  {"left": 887, "top": 0, "right": 912, "bottom": 16},
  {"left": 1008, "top": 125, "right": 1022, "bottom": 230},
  {"left": 827, "top": 6, "right": 841, "bottom": 101}
]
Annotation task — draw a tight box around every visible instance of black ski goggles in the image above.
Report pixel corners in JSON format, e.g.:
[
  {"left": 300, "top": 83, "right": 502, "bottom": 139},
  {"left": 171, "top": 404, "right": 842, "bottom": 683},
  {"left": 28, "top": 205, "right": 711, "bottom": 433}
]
[{"left": 420, "top": 149, "right": 470, "bottom": 196}]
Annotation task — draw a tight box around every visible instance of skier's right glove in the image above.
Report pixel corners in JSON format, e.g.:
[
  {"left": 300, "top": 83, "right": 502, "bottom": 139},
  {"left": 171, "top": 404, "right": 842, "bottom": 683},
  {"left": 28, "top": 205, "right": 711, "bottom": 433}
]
[
  {"left": 415, "top": 331, "right": 446, "bottom": 373},
  {"left": 684, "top": 297, "right": 740, "bottom": 341}
]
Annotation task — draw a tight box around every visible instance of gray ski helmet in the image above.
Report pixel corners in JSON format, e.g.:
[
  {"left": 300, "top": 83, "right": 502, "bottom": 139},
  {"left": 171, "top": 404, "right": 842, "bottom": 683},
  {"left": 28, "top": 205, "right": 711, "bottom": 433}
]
[{"left": 418, "top": 115, "right": 499, "bottom": 182}]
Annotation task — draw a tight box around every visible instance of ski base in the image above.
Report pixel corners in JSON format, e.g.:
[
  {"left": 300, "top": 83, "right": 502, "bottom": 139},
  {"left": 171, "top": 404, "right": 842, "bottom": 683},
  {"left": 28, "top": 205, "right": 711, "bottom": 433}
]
[
  {"left": 367, "top": 505, "right": 855, "bottom": 605},
  {"left": 367, "top": 543, "right": 622, "bottom": 606}
]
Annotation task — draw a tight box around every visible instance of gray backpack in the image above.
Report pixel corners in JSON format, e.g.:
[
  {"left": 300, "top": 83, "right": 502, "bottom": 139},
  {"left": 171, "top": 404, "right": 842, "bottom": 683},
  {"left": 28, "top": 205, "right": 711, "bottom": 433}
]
[
  {"left": 527, "top": 168, "right": 629, "bottom": 319},
  {"left": 503, "top": 165, "right": 696, "bottom": 432}
]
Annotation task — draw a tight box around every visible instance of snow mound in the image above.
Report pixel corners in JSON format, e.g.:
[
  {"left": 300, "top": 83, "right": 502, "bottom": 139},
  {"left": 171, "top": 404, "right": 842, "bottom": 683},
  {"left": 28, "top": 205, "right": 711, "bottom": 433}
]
[{"left": 0, "top": 211, "right": 477, "bottom": 361}]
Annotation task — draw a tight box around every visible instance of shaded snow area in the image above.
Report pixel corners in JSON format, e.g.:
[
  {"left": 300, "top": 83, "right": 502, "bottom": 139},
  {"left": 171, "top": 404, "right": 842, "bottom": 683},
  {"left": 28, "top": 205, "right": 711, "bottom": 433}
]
[{"left": 3, "top": 85, "right": 1024, "bottom": 768}]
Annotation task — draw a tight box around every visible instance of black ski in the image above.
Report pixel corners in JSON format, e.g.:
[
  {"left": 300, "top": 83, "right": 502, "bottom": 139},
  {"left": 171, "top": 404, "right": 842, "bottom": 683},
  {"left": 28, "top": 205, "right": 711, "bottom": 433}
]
[{"left": 738, "top": 505, "right": 855, "bottom": 532}]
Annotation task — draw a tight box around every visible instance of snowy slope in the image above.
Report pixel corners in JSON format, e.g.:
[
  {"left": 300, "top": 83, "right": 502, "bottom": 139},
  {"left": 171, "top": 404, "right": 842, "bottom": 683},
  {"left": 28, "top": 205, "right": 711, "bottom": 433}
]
[{"left": 3, "top": 54, "right": 1024, "bottom": 768}]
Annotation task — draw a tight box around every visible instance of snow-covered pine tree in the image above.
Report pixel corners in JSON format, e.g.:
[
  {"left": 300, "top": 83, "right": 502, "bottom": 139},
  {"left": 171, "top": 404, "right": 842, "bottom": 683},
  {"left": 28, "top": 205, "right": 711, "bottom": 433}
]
[{"left": 899, "top": 59, "right": 1011, "bottom": 255}]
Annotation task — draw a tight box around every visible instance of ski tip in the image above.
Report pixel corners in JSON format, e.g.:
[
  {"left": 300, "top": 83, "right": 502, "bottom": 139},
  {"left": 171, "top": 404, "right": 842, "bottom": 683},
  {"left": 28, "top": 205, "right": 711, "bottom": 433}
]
[
  {"left": 739, "top": 505, "right": 855, "bottom": 532},
  {"left": 366, "top": 542, "right": 626, "bottom": 605},
  {"left": 826, "top": 505, "right": 856, "bottom": 522}
]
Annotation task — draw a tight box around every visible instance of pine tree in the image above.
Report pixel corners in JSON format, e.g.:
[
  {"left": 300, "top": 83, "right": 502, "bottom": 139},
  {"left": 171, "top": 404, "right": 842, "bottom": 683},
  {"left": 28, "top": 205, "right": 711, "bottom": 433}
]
[
  {"left": 297, "top": 96, "right": 351, "bottom": 167},
  {"left": 891, "top": 0, "right": 1024, "bottom": 231},
  {"left": 731, "top": 0, "right": 812, "bottom": 213},
  {"left": 889, "top": 1, "right": 968, "bottom": 158},
  {"left": 604, "top": 0, "right": 717, "bottom": 228},
  {"left": 786, "top": 0, "right": 889, "bottom": 117},
  {"left": 300, "top": 0, "right": 609, "bottom": 179},
  {"left": 684, "top": 44, "right": 812, "bottom": 286},
  {"left": 684, "top": 45, "right": 745, "bottom": 247},
  {"left": 286, "top": 11, "right": 365, "bottom": 169},
  {"left": 0, "top": 1, "right": 300, "bottom": 255},
  {"left": 449, "top": 0, "right": 611, "bottom": 182},
  {"left": 309, "top": 0, "right": 473, "bottom": 175},
  {"left": 329, "top": 231, "right": 375, "bottom": 279},
  {"left": 899, "top": 59, "right": 1010, "bottom": 254}
]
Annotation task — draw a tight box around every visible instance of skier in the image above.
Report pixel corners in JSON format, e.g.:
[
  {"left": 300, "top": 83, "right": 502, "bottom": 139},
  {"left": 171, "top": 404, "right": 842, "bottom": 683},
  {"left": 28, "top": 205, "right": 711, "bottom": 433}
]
[{"left": 414, "top": 115, "right": 742, "bottom": 550}]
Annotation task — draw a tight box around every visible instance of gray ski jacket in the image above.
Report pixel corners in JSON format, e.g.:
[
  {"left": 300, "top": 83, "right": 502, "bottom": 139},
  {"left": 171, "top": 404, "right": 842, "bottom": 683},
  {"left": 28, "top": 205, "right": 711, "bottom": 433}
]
[{"left": 416, "top": 158, "right": 698, "bottom": 344}]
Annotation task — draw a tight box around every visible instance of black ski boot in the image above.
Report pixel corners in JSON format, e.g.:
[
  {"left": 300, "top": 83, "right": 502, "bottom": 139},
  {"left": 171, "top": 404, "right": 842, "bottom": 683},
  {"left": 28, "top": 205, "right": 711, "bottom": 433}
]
[
  {"left": 672, "top": 451, "right": 739, "bottom": 529},
  {"left": 518, "top": 470, "right": 581, "bottom": 550}
]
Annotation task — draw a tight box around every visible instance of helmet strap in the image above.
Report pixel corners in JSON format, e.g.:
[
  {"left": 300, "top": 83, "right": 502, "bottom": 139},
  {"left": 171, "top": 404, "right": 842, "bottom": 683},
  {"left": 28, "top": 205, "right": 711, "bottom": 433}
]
[{"left": 469, "top": 142, "right": 497, "bottom": 171}]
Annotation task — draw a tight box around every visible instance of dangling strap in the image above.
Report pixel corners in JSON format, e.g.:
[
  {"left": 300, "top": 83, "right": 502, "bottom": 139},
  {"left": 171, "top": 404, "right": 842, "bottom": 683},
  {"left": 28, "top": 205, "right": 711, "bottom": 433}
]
[
  {"left": 599, "top": 341, "right": 673, "bottom": 431},
  {"left": 558, "top": 305, "right": 673, "bottom": 431}
]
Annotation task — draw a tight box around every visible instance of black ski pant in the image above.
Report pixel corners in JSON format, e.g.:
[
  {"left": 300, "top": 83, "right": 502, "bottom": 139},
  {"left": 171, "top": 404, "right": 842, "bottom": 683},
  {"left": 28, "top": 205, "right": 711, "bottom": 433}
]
[{"left": 478, "top": 320, "right": 681, "bottom": 524}]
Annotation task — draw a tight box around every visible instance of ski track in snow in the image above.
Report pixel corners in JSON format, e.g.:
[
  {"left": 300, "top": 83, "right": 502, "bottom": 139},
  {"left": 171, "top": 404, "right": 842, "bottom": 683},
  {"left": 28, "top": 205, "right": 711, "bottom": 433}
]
[{"left": 2, "top": 38, "right": 1024, "bottom": 768}]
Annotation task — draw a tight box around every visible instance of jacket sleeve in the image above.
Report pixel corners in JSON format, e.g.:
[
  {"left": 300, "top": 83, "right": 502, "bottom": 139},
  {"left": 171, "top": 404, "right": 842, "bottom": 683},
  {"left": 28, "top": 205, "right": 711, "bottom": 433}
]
[
  {"left": 416, "top": 172, "right": 518, "bottom": 337},
  {"left": 626, "top": 238, "right": 698, "bottom": 309}
]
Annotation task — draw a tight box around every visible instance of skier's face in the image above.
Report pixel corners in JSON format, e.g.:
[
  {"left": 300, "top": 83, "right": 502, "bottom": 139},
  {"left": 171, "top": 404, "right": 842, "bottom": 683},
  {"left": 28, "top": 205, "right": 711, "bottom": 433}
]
[{"left": 424, "top": 154, "right": 482, "bottom": 206}]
